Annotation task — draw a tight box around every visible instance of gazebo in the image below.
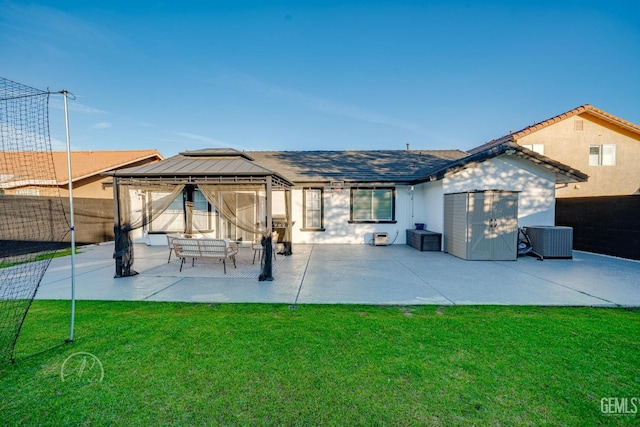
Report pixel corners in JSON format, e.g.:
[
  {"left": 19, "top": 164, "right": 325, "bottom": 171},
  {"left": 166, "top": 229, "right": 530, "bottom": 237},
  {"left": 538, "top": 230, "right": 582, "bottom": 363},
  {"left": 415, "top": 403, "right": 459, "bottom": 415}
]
[{"left": 104, "top": 148, "right": 293, "bottom": 278}]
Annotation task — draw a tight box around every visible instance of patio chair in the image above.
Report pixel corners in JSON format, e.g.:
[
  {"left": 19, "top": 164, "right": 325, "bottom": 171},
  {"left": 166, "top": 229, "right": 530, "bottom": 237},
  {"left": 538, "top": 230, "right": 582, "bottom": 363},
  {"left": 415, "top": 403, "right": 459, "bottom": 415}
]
[{"left": 166, "top": 233, "right": 184, "bottom": 263}]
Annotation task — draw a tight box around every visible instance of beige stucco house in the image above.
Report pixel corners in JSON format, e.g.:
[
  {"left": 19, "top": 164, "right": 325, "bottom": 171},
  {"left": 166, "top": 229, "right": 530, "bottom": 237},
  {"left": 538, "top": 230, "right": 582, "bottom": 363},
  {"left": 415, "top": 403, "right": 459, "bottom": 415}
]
[
  {"left": 471, "top": 105, "right": 640, "bottom": 197},
  {"left": 0, "top": 150, "right": 164, "bottom": 198}
]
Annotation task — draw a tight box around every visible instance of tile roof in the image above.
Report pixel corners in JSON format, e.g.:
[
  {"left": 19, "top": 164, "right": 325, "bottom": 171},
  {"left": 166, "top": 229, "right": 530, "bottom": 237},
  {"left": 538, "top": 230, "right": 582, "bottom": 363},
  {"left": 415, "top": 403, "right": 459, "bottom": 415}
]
[
  {"left": 468, "top": 104, "right": 640, "bottom": 154},
  {"left": 0, "top": 150, "right": 163, "bottom": 187}
]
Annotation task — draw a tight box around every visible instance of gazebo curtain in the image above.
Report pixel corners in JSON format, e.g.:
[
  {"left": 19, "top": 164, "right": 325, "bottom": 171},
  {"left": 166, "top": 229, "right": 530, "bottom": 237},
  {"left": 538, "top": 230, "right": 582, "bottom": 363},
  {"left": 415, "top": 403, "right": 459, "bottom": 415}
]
[
  {"left": 198, "top": 184, "right": 267, "bottom": 237},
  {"left": 114, "top": 182, "right": 185, "bottom": 277},
  {"left": 113, "top": 180, "right": 292, "bottom": 279},
  {"left": 198, "top": 183, "right": 279, "bottom": 280}
]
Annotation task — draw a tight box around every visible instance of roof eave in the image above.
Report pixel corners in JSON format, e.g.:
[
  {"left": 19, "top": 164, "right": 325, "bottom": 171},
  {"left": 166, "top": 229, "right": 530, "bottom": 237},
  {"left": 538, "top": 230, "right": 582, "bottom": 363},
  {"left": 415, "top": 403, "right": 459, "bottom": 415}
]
[
  {"left": 106, "top": 171, "right": 294, "bottom": 187},
  {"left": 59, "top": 153, "right": 164, "bottom": 185},
  {"left": 411, "top": 141, "right": 588, "bottom": 185}
]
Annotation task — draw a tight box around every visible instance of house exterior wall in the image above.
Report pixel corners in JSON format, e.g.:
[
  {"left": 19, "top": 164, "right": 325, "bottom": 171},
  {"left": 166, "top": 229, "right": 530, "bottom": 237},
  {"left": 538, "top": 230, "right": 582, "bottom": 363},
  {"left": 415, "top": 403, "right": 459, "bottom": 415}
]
[
  {"left": 57, "top": 176, "right": 113, "bottom": 199},
  {"left": 2, "top": 177, "right": 111, "bottom": 198},
  {"left": 414, "top": 180, "right": 445, "bottom": 234},
  {"left": 440, "top": 155, "right": 556, "bottom": 230},
  {"left": 290, "top": 185, "right": 415, "bottom": 245},
  {"left": 287, "top": 156, "right": 557, "bottom": 245},
  {"left": 516, "top": 114, "right": 640, "bottom": 197}
]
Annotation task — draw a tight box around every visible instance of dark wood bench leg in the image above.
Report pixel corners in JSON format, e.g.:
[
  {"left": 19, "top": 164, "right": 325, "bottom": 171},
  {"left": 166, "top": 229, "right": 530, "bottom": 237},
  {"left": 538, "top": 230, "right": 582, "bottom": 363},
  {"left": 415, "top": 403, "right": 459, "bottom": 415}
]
[{"left": 179, "top": 258, "right": 185, "bottom": 272}]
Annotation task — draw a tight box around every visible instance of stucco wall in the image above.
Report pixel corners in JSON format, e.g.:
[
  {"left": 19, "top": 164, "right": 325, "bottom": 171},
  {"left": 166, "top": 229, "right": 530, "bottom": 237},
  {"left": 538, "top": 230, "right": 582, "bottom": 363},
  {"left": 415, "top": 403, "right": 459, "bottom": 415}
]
[
  {"left": 290, "top": 186, "right": 413, "bottom": 245},
  {"left": 57, "top": 176, "right": 113, "bottom": 199},
  {"left": 517, "top": 115, "right": 640, "bottom": 197},
  {"left": 413, "top": 180, "right": 444, "bottom": 234},
  {"left": 441, "top": 155, "right": 557, "bottom": 228},
  {"left": 288, "top": 156, "right": 557, "bottom": 244}
]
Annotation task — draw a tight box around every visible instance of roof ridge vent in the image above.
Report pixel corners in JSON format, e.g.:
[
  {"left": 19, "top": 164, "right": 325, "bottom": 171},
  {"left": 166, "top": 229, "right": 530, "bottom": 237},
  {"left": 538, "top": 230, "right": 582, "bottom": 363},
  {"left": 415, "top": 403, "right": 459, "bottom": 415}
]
[{"left": 180, "top": 148, "right": 254, "bottom": 161}]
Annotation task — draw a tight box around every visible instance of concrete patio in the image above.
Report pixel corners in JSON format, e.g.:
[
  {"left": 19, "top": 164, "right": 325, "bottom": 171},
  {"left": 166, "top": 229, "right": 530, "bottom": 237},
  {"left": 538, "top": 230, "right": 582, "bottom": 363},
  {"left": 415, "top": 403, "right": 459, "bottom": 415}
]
[{"left": 36, "top": 242, "right": 640, "bottom": 306}]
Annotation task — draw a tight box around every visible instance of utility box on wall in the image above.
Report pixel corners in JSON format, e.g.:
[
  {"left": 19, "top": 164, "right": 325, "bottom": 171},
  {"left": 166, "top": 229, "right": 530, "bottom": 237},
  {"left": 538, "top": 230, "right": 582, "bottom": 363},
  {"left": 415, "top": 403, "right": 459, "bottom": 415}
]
[
  {"left": 373, "top": 232, "right": 389, "bottom": 246},
  {"left": 444, "top": 190, "right": 519, "bottom": 260}
]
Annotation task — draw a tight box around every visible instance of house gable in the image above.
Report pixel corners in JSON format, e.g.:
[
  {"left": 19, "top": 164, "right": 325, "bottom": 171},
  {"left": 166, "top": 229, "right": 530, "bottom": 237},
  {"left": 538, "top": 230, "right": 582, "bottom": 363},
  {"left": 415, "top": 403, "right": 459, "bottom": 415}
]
[{"left": 414, "top": 141, "right": 587, "bottom": 186}]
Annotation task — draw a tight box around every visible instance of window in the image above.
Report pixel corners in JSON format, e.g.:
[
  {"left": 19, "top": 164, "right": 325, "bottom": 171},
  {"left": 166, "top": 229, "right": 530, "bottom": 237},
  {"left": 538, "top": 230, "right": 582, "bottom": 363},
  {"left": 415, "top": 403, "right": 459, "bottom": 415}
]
[
  {"left": 149, "top": 192, "right": 184, "bottom": 232},
  {"left": 220, "top": 191, "right": 261, "bottom": 241},
  {"left": 589, "top": 144, "right": 616, "bottom": 166},
  {"left": 350, "top": 188, "right": 395, "bottom": 223},
  {"left": 192, "top": 188, "right": 214, "bottom": 232},
  {"left": 521, "top": 144, "right": 544, "bottom": 155},
  {"left": 302, "top": 188, "right": 324, "bottom": 230},
  {"left": 16, "top": 188, "right": 39, "bottom": 196}
]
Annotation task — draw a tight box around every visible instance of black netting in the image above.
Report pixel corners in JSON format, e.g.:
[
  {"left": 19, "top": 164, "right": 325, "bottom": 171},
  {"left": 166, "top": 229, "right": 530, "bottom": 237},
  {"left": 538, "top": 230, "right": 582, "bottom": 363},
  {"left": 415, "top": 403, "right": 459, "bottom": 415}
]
[{"left": 0, "top": 77, "right": 69, "bottom": 364}]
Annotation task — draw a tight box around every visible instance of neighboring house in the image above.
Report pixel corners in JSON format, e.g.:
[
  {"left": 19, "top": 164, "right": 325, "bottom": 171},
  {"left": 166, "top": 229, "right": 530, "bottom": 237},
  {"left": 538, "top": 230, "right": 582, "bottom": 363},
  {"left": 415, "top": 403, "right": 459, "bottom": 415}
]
[
  {"left": 0, "top": 150, "right": 164, "bottom": 198},
  {"left": 115, "top": 144, "right": 586, "bottom": 248},
  {"left": 470, "top": 105, "right": 640, "bottom": 197}
]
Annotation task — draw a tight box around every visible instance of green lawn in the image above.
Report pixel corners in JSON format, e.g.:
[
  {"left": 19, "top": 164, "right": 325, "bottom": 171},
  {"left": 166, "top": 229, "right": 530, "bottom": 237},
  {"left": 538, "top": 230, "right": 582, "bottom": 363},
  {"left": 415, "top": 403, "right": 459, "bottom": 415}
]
[{"left": 1, "top": 301, "right": 638, "bottom": 426}]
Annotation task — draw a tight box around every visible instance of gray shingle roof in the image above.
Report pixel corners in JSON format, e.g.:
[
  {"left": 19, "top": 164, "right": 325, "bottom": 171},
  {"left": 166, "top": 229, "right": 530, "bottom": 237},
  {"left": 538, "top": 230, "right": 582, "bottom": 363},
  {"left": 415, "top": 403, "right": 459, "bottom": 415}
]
[
  {"left": 106, "top": 146, "right": 586, "bottom": 186},
  {"left": 247, "top": 150, "right": 468, "bottom": 184}
]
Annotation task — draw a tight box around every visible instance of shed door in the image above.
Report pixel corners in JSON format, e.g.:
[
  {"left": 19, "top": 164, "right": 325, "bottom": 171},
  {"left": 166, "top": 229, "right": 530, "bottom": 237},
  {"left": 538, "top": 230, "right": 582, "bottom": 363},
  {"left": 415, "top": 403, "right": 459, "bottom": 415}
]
[
  {"left": 468, "top": 192, "right": 493, "bottom": 260},
  {"left": 491, "top": 192, "right": 518, "bottom": 260}
]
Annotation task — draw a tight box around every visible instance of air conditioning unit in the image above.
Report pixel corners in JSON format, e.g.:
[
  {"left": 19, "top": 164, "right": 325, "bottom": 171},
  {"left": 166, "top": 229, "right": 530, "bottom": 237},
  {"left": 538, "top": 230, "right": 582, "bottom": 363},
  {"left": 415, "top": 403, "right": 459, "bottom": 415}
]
[
  {"left": 374, "top": 232, "right": 389, "bottom": 246},
  {"left": 524, "top": 226, "right": 573, "bottom": 259}
]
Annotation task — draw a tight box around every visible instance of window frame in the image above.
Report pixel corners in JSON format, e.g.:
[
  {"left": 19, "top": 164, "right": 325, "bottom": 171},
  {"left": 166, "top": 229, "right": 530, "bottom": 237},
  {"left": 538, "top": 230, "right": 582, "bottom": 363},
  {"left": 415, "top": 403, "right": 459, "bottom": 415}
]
[
  {"left": 521, "top": 144, "right": 544, "bottom": 155},
  {"left": 349, "top": 187, "right": 396, "bottom": 224},
  {"left": 301, "top": 187, "right": 325, "bottom": 231},
  {"left": 589, "top": 144, "right": 616, "bottom": 166}
]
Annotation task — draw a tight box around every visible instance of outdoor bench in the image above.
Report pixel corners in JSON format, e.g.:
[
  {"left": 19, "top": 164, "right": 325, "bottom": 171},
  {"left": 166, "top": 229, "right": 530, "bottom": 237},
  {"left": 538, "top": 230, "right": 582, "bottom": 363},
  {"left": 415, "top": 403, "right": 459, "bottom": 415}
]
[{"left": 172, "top": 238, "right": 238, "bottom": 273}]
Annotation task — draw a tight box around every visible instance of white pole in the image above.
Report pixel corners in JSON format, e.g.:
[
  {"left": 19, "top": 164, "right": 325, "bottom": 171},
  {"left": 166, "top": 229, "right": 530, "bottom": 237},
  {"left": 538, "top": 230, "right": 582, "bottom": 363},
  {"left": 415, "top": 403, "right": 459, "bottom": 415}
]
[{"left": 62, "top": 90, "right": 76, "bottom": 343}]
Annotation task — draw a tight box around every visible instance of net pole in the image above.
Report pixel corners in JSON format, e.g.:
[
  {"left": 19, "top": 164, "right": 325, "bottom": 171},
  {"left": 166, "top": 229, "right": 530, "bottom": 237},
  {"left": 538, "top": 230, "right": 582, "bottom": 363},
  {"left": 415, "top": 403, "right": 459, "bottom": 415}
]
[{"left": 62, "top": 90, "right": 76, "bottom": 343}]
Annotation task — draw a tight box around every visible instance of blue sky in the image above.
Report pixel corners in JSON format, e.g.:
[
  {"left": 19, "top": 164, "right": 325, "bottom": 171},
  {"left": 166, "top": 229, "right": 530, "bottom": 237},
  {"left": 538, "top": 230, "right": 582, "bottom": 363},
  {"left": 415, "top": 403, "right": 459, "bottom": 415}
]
[{"left": 2, "top": 0, "right": 639, "bottom": 156}]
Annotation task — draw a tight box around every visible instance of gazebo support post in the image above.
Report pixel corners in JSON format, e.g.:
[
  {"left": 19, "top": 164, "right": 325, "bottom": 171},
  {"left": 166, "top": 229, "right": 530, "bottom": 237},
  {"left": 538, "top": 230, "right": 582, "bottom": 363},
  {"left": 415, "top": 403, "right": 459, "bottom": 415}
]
[
  {"left": 258, "top": 177, "right": 275, "bottom": 281},
  {"left": 284, "top": 188, "right": 293, "bottom": 255},
  {"left": 112, "top": 176, "right": 123, "bottom": 278},
  {"left": 266, "top": 178, "right": 273, "bottom": 236}
]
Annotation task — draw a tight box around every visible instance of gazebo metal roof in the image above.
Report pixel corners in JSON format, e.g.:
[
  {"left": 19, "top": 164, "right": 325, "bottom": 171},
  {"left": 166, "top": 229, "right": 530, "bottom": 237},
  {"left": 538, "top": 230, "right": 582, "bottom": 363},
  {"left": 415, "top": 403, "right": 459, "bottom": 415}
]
[{"left": 105, "top": 148, "right": 293, "bottom": 188}]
